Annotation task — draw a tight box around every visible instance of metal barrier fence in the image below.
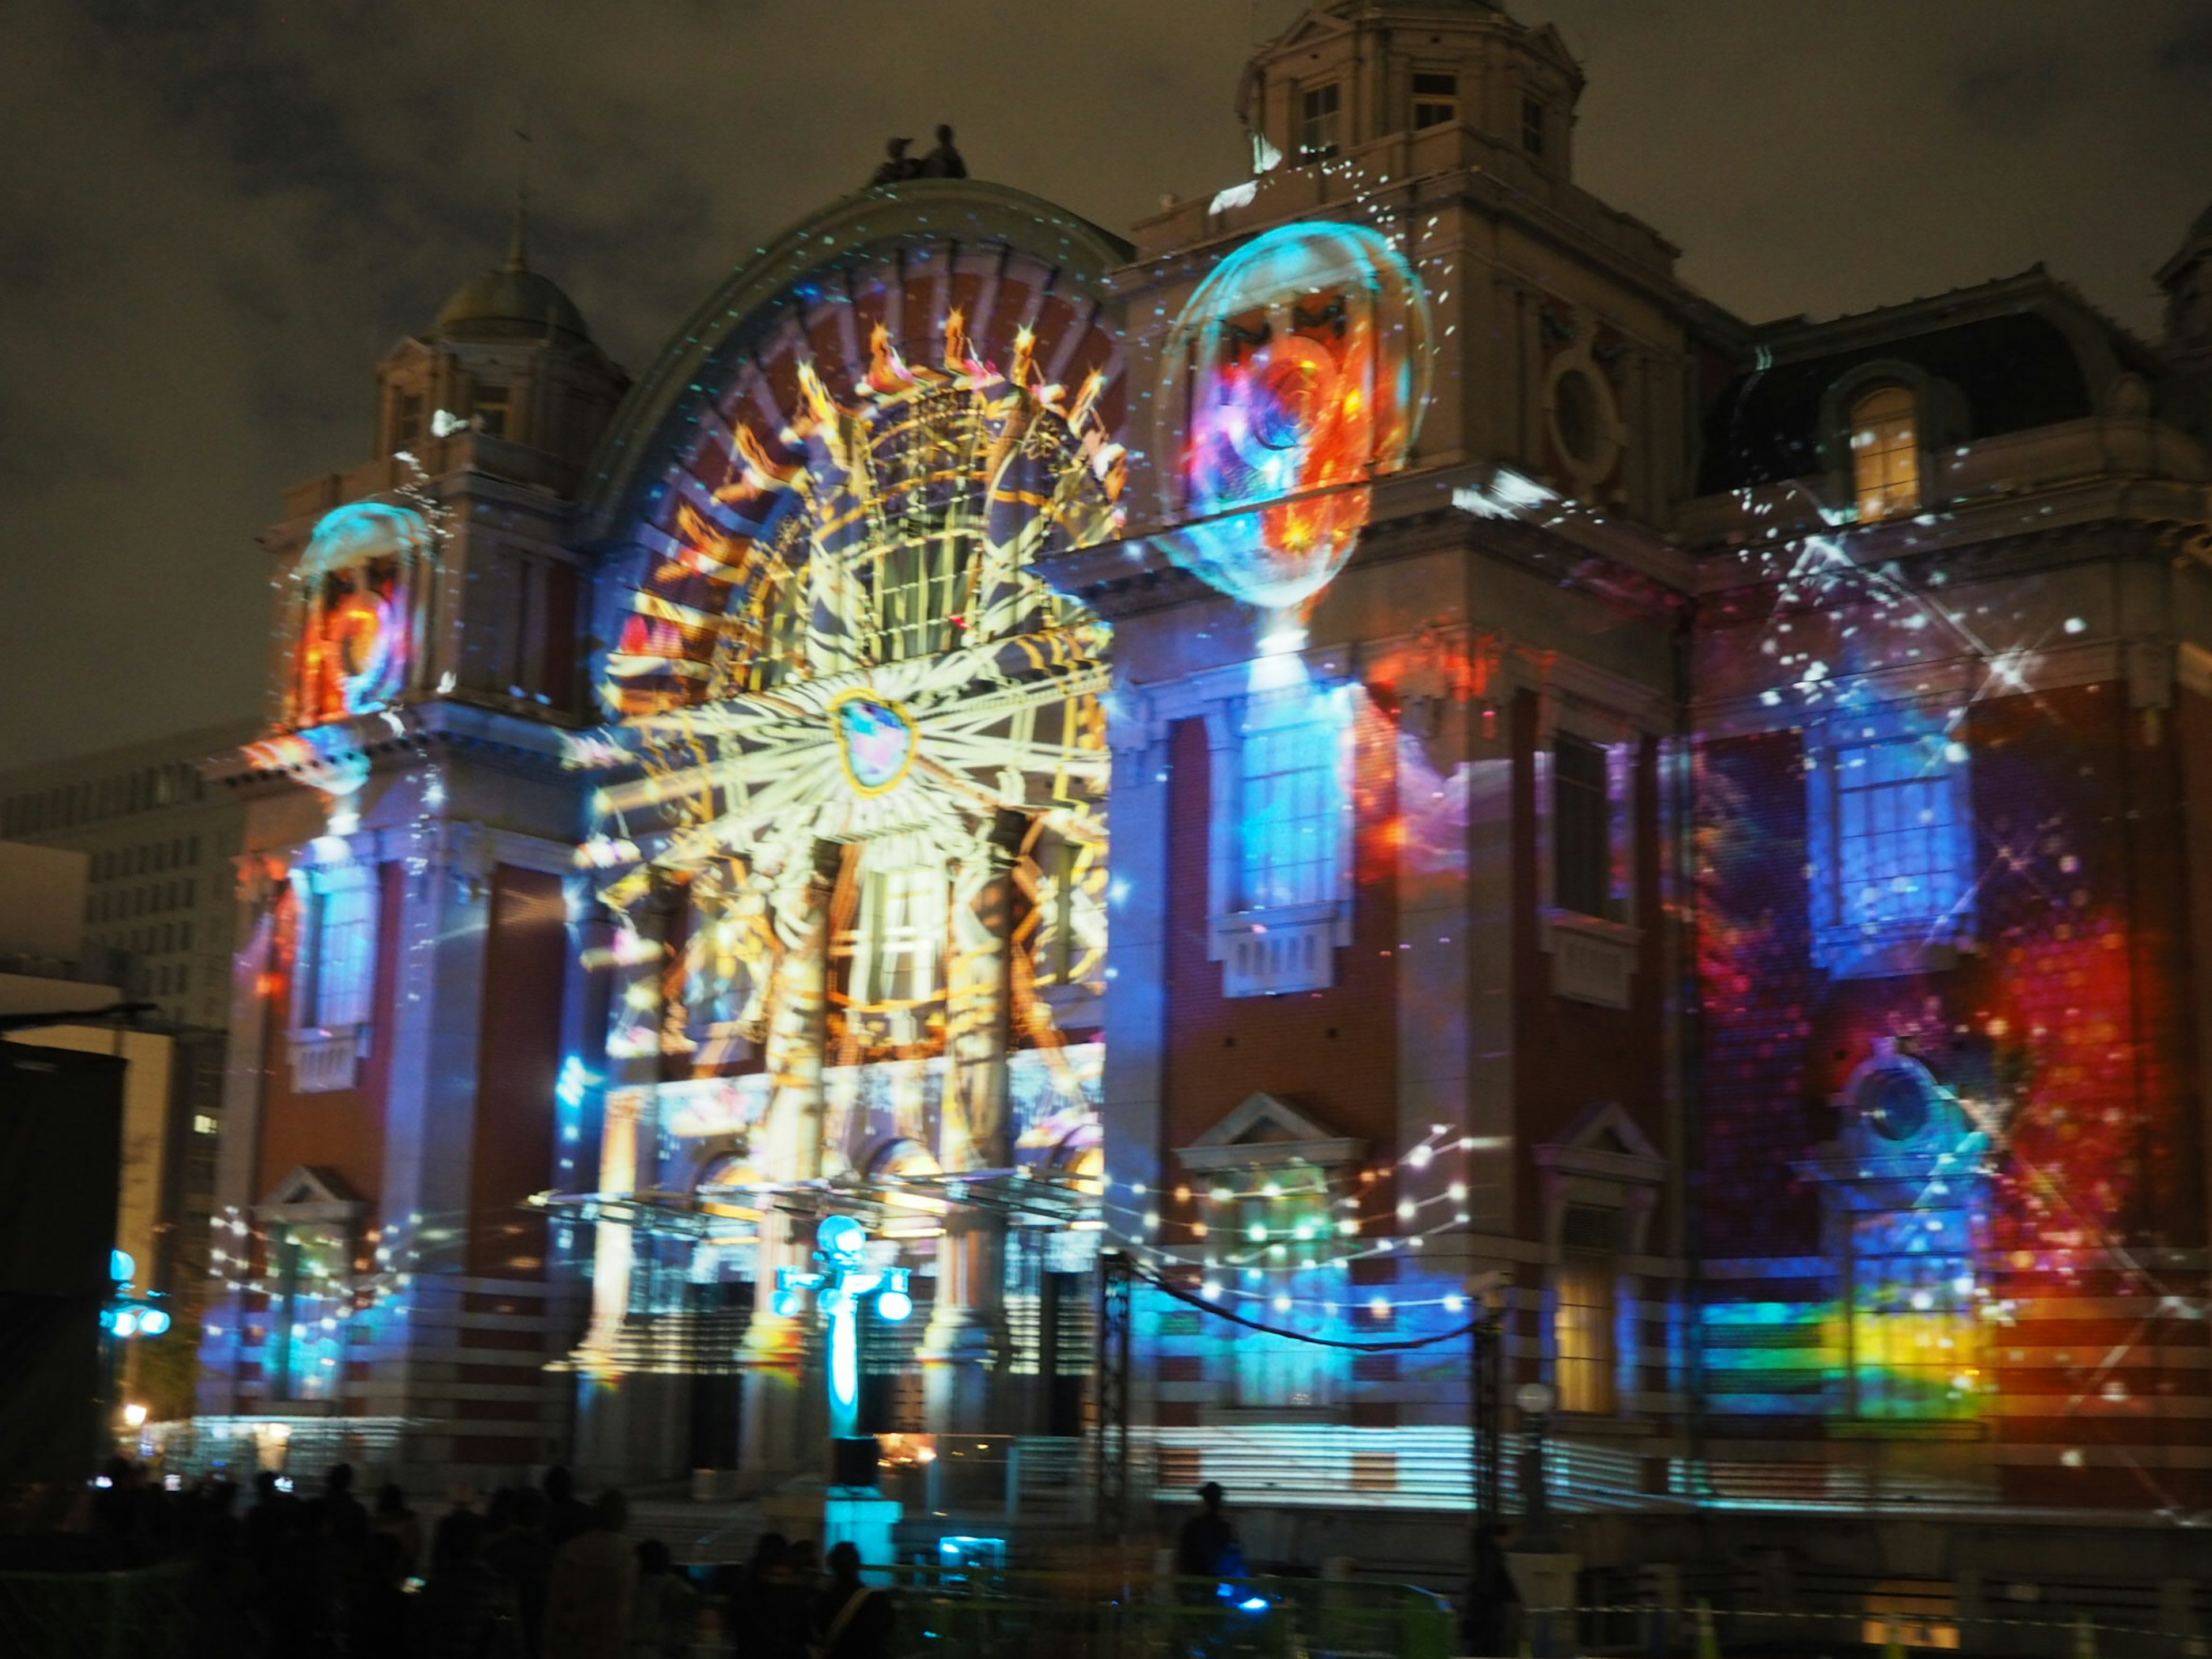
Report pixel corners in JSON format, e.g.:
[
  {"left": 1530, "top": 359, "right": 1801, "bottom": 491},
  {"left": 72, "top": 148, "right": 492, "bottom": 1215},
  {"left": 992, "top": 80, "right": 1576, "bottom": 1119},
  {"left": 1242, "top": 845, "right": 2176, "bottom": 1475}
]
[
  {"left": 0, "top": 1564, "right": 199, "bottom": 1659},
  {"left": 1517, "top": 1601, "right": 2212, "bottom": 1659},
  {"left": 883, "top": 1564, "right": 1456, "bottom": 1659}
]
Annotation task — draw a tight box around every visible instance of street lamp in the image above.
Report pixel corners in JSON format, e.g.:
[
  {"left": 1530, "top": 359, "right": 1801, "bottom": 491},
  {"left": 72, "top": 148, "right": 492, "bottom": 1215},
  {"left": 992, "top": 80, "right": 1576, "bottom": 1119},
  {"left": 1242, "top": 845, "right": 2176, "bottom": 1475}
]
[
  {"left": 772, "top": 1215, "right": 912, "bottom": 1442},
  {"left": 1515, "top": 1381, "right": 1558, "bottom": 1551}
]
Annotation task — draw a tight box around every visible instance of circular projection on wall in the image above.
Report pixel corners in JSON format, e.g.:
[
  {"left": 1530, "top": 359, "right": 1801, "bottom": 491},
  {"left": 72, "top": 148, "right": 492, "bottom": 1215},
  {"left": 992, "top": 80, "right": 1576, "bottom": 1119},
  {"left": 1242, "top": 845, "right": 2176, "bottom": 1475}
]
[{"left": 1157, "top": 220, "right": 1431, "bottom": 611}]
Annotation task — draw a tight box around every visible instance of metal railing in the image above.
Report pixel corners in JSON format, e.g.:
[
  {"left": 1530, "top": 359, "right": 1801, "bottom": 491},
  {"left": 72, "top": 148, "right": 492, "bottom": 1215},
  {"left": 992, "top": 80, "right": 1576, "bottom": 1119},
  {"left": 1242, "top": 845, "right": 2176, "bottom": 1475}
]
[
  {"left": 1518, "top": 1600, "right": 2212, "bottom": 1659},
  {"left": 881, "top": 1563, "right": 1455, "bottom": 1659},
  {"left": 0, "top": 1564, "right": 199, "bottom": 1659},
  {"left": 879, "top": 1435, "right": 1091, "bottom": 1525}
]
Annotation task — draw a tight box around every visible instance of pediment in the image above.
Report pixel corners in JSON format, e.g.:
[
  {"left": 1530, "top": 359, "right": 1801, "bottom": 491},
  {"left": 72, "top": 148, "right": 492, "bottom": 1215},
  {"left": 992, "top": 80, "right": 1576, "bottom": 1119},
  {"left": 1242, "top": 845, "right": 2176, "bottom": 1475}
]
[
  {"left": 1264, "top": 12, "right": 1355, "bottom": 56},
  {"left": 255, "top": 1164, "right": 366, "bottom": 1221},
  {"left": 1178, "top": 1092, "right": 1366, "bottom": 1172},
  {"left": 1533, "top": 1100, "right": 1665, "bottom": 1181}
]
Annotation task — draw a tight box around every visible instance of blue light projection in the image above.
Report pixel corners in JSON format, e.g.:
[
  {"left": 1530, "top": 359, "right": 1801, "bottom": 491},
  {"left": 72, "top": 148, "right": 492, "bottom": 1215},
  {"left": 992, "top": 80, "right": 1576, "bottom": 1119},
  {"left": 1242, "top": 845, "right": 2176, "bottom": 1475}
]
[{"left": 772, "top": 1215, "right": 912, "bottom": 1440}]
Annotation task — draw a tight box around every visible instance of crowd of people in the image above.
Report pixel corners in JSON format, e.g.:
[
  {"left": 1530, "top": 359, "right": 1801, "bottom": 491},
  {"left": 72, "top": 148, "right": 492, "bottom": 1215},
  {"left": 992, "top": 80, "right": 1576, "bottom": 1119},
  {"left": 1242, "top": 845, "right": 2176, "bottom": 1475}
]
[{"left": 0, "top": 1457, "right": 895, "bottom": 1659}]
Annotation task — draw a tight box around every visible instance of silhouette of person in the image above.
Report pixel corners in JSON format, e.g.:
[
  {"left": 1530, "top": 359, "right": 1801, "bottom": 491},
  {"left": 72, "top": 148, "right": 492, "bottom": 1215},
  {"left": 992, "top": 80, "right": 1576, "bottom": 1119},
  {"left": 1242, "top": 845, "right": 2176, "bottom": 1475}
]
[
  {"left": 870, "top": 138, "right": 916, "bottom": 186},
  {"left": 918, "top": 124, "right": 967, "bottom": 179}
]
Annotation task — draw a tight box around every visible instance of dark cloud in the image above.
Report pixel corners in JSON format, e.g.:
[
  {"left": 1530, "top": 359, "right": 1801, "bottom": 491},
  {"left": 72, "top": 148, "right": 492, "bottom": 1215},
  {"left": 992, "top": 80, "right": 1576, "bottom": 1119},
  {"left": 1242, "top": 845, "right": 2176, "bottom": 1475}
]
[{"left": 3, "top": 0, "right": 2208, "bottom": 768}]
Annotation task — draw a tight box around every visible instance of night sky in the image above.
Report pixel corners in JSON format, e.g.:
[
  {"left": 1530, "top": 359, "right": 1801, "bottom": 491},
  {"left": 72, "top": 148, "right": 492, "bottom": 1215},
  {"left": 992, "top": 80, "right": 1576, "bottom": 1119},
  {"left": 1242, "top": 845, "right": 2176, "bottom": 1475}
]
[{"left": 4, "top": 1, "right": 2209, "bottom": 771}]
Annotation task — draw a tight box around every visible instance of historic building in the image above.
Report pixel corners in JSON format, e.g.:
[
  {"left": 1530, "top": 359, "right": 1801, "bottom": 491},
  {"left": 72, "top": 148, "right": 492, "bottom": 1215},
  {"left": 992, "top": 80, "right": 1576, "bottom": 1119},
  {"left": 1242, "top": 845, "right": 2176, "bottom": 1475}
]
[{"left": 169, "top": 0, "right": 2212, "bottom": 1549}]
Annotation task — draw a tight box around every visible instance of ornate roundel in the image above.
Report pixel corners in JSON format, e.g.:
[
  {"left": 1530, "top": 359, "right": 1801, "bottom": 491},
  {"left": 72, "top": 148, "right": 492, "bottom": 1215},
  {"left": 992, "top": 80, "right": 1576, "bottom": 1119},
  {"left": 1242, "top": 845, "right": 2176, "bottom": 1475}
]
[
  {"left": 1158, "top": 220, "right": 1431, "bottom": 612},
  {"left": 1858, "top": 1066, "right": 1933, "bottom": 1143},
  {"left": 830, "top": 690, "right": 919, "bottom": 797}
]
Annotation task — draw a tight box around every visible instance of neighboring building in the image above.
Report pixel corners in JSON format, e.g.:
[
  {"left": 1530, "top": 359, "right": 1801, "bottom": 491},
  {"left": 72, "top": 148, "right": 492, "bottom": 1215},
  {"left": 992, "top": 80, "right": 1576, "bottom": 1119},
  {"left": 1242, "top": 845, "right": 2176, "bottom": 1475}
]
[
  {"left": 170, "top": 0, "right": 2212, "bottom": 1568},
  {"left": 0, "top": 721, "right": 257, "bottom": 1030},
  {"left": 1, "top": 841, "right": 217, "bottom": 1421}
]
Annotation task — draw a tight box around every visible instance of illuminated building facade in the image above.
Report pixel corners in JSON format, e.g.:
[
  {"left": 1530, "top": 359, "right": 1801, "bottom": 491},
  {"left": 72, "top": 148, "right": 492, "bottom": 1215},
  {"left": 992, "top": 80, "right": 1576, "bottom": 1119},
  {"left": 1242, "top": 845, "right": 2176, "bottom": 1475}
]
[
  {"left": 173, "top": 0, "right": 2212, "bottom": 1537},
  {"left": 186, "top": 222, "right": 627, "bottom": 1480}
]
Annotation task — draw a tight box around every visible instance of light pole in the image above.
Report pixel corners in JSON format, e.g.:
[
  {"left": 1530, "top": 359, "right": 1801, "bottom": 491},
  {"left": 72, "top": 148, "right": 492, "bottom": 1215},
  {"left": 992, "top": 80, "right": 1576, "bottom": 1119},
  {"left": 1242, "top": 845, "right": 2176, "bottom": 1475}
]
[
  {"left": 1514, "top": 1380, "right": 1558, "bottom": 1551},
  {"left": 771, "top": 1215, "right": 912, "bottom": 1442}
]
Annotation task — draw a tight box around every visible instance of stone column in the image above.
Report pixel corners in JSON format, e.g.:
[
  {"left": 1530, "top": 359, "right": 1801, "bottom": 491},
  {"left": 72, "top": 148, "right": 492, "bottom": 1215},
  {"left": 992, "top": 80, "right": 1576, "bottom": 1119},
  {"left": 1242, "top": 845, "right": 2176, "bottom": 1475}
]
[
  {"left": 738, "top": 839, "right": 842, "bottom": 1487},
  {"left": 571, "top": 871, "right": 672, "bottom": 1482},
  {"left": 921, "top": 812, "right": 1021, "bottom": 1433},
  {"left": 200, "top": 854, "right": 285, "bottom": 1417}
]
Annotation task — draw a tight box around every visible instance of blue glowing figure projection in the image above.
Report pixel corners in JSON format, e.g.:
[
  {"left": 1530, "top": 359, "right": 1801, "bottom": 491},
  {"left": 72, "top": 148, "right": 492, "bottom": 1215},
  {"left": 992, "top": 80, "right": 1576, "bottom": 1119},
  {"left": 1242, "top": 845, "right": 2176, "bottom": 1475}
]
[
  {"left": 831, "top": 691, "right": 919, "bottom": 797},
  {"left": 1158, "top": 221, "right": 1432, "bottom": 612},
  {"left": 772, "top": 1214, "right": 912, "bottom": 1440}
]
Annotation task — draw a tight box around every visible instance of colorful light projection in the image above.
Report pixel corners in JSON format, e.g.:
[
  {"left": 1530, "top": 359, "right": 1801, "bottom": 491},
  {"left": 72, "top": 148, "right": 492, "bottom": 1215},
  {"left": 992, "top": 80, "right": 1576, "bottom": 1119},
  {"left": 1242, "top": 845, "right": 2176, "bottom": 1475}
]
[
  {"left": 589, "top": 241, "right": 1123, "bottom": 1074},
  {"left": 1692, "top": 487, "right": 2201, "bottom": 1495},
  {"left": 1158, "top": 221, "right": 1431, "bottom": 612},
  {"left": 289, "top": 501, "right": 436, "bottom": 725},
  {"left": 771, "top": 1215, "right": 912, "bottom": 1440}
]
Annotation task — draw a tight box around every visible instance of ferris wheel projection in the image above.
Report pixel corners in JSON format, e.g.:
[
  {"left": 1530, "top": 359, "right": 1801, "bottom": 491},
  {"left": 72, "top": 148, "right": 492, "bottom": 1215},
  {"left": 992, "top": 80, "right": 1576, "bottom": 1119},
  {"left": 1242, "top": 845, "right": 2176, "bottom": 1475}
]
[{"left": 588, "top": 236, "right": 1123, "bottom": 1071}]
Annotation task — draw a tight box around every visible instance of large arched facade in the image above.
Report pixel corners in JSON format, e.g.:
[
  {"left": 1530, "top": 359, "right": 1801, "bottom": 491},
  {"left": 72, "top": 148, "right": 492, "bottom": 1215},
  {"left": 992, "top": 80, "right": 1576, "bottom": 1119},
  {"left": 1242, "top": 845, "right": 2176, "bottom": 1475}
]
[{"left": 560, "top": 180, "right": 1131, "bottom": 1481}]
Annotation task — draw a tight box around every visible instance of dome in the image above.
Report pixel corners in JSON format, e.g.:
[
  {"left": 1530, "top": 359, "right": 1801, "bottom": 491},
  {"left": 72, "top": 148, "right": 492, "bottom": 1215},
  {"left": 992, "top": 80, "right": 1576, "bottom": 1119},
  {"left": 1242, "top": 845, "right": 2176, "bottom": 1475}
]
[{"left": 430, "top": 207, "right": 592, "bottom": 344}]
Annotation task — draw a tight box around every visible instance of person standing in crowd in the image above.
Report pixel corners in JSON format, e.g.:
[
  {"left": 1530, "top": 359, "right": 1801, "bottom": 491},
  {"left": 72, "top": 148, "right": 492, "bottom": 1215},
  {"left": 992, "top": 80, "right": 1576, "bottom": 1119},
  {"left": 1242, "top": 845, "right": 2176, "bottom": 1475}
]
[
  {"left": 725, "top": 1531, "right": 791, "bottom": 1659},
  {"left": 1176, "top": 1482, "right": 1239, "bottom": 1580},
  {"left": 810, "top": 1541, "right": 893, "bottom": 1659},
  {"left": 543, "top": 1464, "right": 596, "bottom": 1554},
  {"left": 629, "top": 1537, "right": 697, "bottom": 1657},
  {"left": 483, "top": 1484, "right": 555, "bottom": 1658},
  {"left": 370, "top": 1481, "right": 423, "bottom": 1579},
  {"left": 544, "top": 1488, "right": 638, "bottom": 1659}
]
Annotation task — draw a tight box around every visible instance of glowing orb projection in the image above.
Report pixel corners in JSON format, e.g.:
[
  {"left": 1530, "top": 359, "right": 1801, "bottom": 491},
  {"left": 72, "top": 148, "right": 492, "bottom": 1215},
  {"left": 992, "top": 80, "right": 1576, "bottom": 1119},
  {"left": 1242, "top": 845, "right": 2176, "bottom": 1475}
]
[
  {"left": 1158, "top": 221, "right": 1431, "bottom": 611},
  {"left": 289, "top": 501, "right": 435, "bottom": 724},
  {"left": 831, "top": 691, "right": 918, "bottom": 796}
]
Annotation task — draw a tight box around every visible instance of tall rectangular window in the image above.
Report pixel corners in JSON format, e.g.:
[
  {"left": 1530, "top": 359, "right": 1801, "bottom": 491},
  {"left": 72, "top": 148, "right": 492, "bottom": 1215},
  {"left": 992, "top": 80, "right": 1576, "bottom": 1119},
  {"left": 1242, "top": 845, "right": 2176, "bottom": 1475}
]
[
  {"left": 300, "top": 861, "right": 377, "bottom": 1033},
  {"left": 272, "top": 1223, "right": 346, "bottom": 1402},
  {"left": 1554, "top": 1204, "right": 1619, "bottom": 1414},
  {"left": 472, "top": 383, "right": 511, "bottom": 440},
  {"left": 1224, "top": 1165, "right": 1343, "bottom": 1409},
  {"left": 1850, "top": 1210, "right": 1978, "bottom": 1420},
  {"left": 1834, "top": 727, "right": 1959, "bottom": 937},
  {"left": 1300, "top": 82, "right": 1342, "bottom": 157},
  {"left": 835, "top": 865, "right": 948, "bottom": 1012},
  {"left": 1850, "top": 385, "right": 1921, "bottom": 521},
  {"left": 1520, "top": 95, "right": 1547, "bottom": 157},
  {"left": 1411, "top": 71, "right": 1458, "bottom": 129},
  {"left": 1554, "top": 733, "right": 1611, "bottom": 919},
  {"left": 1240, "top": 692, "right": 1344, "bottom": 912}
]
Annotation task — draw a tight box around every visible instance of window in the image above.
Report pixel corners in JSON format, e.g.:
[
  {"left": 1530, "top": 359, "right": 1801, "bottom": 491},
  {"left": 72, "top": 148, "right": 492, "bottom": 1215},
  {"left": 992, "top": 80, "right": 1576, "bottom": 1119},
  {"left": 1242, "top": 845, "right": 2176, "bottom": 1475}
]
[
  {"left": 1411, "top": 71, "right": 1457, "bottom": 129},
  {"left": 1850, "top": 385, "right": 1921, "bottom": 520},
  {"left": 1554, "top": 1205, "right": 1619, "bottom": 1414},
  {"left": 1239, "top": 691, "right": 1345, "bottom": 912},
  {"left": 473, "top": 384, "right": 511, "bottom": 440},
  {"left": 1521, "top": 95, "right": 1546, "bottom": 157},
  {"left": 1850, "top": 1210, "right": 1979, "bottom": 1419},
  {"left": 192, "top": 1113, "right": 218, "bottom": 1136},
  {"left": 298, "top": 859, "right": 377, "bottom": 1034},
  {"left": 271, "top": 1222, "right": 347, "bottom": 1402},
  {"left": 1222, "top": 1161, "right": 1344, "bottom": 1409},
  {"left": 1823, "top": 717, "right": 1964, "bottom": 946},
  {"left": 392, "top": 391, "right": 424, "bottom": 452},
  {"left": 1300, "top": 82, "right": 1342, "bottom": 157},
  {"left": 1553, "top": 733, "right": 1611, "bottom": 919},
  {"left": 832, "top": 863, "right": 948, "bottom": 1050}
]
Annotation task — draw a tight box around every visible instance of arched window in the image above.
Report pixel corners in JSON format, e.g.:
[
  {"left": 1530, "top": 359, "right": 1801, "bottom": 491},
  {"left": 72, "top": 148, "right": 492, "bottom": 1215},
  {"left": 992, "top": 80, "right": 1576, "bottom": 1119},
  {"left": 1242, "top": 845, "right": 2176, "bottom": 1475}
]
[{"left": 1849, "top": 385, "right": 1921, "bottom": 521}]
